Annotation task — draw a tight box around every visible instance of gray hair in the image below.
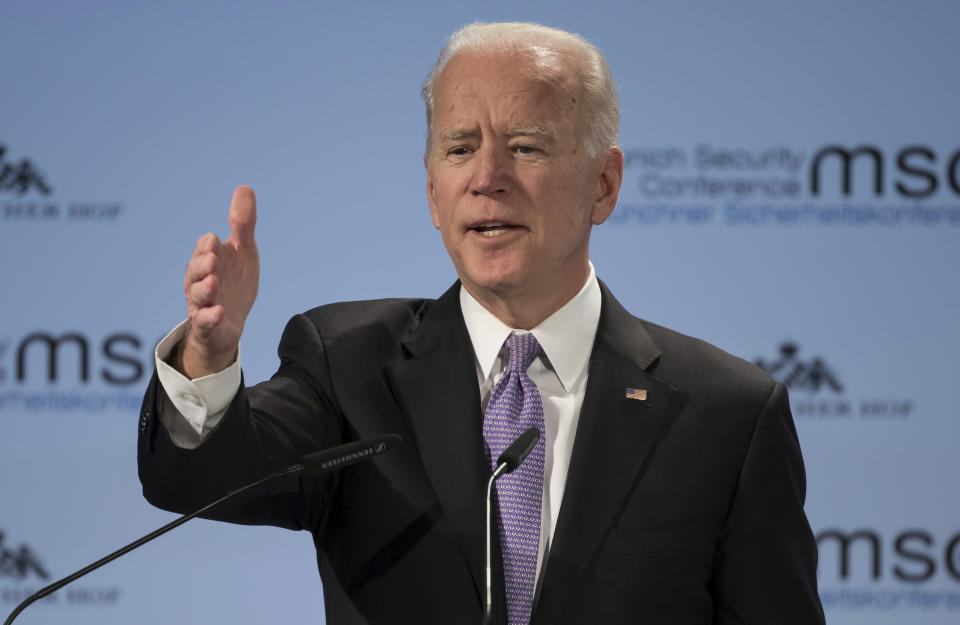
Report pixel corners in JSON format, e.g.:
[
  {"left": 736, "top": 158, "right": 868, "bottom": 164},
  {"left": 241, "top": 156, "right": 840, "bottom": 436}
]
[{"left": 421, "top": 22, "right": 620, "bottom": 160}]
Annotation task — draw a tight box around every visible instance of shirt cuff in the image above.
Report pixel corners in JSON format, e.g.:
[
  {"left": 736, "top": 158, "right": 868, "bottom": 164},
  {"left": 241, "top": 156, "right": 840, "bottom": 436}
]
[{"left": 155, "top": 320, "right": 241, "bottom": 438}]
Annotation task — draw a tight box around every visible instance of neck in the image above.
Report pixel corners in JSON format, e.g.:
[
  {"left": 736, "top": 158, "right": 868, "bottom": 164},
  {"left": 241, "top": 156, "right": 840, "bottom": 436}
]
[{"left": 464, "top": 267, "right": 591, "bottom": 330}]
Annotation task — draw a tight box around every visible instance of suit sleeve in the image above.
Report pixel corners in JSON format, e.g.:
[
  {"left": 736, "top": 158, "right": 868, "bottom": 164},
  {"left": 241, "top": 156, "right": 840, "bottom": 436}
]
[
  {"left": 712, "top": 382, "right": 825, "bottom": 625},
  {"left": 137, "top": 313, "right": 343, "bottom": 530}
]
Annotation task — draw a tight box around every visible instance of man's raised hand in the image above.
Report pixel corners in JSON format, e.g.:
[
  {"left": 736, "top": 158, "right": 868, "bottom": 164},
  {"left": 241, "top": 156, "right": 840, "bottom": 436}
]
[{"left": 178, "top": 186, "right": 260, "bottom": 378}]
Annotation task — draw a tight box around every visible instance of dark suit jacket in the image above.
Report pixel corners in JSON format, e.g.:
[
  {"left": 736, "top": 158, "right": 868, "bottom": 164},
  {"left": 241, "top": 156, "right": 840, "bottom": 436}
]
[{"left": 138, "top": 281, "right": 825, "bottom": 625}]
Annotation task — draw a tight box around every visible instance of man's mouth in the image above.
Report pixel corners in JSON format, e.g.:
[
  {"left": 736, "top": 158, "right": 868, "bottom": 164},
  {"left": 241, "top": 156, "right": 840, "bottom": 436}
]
[{"left": 471, "top": 222, "right": 520, "bottom": 237}]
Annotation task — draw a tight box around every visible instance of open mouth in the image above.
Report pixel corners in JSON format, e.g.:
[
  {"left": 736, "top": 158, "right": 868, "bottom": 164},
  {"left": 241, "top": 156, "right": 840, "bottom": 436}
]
[{"left": 471, "top": 222, "right": 520, "bottom": 237}]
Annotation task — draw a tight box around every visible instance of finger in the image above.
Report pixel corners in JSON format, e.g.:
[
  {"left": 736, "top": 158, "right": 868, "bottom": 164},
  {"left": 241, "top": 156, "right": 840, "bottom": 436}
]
[
  {"left": 184, "top": 251, "right": 217, "bottom": 288},
  {"left": 192, "top": 305, "right": 225, "bottom": 332},
  {"left": 227, "top": 185, "right": 257, "bottom": 247},
  {"left": 186, "top": 274, "right": 218, "bottom": 308},
  {"left": 192, "top": 232, "right": 221, "bottom": 258}
]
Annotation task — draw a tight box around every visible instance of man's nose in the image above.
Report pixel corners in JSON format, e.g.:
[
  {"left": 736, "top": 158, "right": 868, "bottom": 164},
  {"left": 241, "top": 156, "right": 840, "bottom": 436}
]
[{"left": 469, "top": 145, "right": 510, "bottom": 196}]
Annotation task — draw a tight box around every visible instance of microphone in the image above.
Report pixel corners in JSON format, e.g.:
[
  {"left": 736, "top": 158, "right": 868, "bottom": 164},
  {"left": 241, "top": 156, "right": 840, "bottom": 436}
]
[
  {"left": 482, "top": 427, "right": 541, "bottom": 625},
  {"left": 300, "top": 433, "right": 402, "bottom": 477},
  {"left": 495, "top": 427, "right": 540, "bottom": 473},
  {"left": 3, "top": 434, "right": 401, "bottom": 625}
]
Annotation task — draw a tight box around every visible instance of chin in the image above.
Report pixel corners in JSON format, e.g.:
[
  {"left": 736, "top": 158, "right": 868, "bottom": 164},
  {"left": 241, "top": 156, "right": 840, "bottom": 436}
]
[{"left": 462, "top": 266, "right": 528, "bottom": 295}]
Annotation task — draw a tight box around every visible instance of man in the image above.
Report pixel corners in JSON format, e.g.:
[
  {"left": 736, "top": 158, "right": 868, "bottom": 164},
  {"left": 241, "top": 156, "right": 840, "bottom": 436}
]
[{"left": 139, "top": 22, "right": 825, "bottom": 625}]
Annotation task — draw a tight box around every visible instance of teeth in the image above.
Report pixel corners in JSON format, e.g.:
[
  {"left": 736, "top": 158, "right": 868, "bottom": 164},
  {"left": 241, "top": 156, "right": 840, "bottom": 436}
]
[
  {"left": 474, "top": 222, "right": 513, "bottom": 236},
  {"left": 479, "top": 228, "right": 508, "bottom": 237}
]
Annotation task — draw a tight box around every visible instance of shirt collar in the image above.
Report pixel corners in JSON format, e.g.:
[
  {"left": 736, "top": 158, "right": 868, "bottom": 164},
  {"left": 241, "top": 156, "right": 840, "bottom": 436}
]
[{"left": 459, "top": 262, "right": 601, "bottom": 392}]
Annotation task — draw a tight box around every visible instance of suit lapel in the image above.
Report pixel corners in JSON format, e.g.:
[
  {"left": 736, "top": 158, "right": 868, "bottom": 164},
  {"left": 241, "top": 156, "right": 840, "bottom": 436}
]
[
  {"left": 534, "top": 283, "right": 688, "bottom": 624},
  {"left": 384, "top": 282, "right": 490, "bottom": 601}
]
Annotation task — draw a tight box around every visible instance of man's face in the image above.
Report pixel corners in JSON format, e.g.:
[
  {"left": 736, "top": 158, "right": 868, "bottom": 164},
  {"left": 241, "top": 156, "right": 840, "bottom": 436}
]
[{"left": 425, "top": 49, "right": 621, "bottom": 317}]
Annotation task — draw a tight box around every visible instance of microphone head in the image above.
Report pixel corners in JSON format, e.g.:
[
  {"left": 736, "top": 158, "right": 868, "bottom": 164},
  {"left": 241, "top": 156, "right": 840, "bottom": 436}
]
[
  {"left": 300, "top": 433, "right": 402, "bottom": 477},
  {"left": 496, "top": 427, "right": 540, "bottom": 473}
]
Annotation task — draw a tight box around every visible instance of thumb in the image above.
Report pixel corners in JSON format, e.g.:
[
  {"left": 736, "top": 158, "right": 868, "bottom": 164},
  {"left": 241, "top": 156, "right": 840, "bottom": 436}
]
[{"left": 227, "top": 185, "right": 257, "bottom": 246}]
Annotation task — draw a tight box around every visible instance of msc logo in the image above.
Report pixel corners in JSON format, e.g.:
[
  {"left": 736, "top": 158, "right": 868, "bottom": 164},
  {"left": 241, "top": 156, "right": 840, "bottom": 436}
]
[
  {"left": 817, "top": 528, "right": 960, "bottom": 583},
  {"left": 0, "top": 332, "right": 149, "bottom": 386},
  {"left": 810, "top": 144, "right": 960, "bottom": 198},
  {"left": 0, "top": 144, "right": 51, "bottom": 196},
  {"left": 0, "top": 531, "right": 49, "bottom": 582},
  {"left": 754, "top": 342, "right": 843, "bottom": 393}
]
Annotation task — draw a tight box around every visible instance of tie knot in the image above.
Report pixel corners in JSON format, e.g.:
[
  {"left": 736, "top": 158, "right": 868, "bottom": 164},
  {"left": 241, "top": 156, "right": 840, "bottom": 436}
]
[{"left": 505, "top": 333, "right": 542, "bottom": 374}]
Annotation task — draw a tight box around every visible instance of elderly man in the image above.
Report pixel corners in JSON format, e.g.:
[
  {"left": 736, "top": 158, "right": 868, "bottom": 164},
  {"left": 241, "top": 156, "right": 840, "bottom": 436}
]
[{"left": 139, "top": 22, "right": 825, "bottom": 625}]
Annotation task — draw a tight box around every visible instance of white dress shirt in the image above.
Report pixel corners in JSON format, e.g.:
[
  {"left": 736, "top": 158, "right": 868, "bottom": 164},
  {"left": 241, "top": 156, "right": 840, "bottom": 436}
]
[
  {"left": 155, "top": 264, "right": 601, "bottom": 587},
  {"left": 459, "top": 267, "right": 600, "bottom": 584}
]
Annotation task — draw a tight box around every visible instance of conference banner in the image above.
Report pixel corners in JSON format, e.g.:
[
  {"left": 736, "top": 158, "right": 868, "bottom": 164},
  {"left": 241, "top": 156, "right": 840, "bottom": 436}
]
[{"left": 2, "top": 2, "right": 957, "bottom": 623}]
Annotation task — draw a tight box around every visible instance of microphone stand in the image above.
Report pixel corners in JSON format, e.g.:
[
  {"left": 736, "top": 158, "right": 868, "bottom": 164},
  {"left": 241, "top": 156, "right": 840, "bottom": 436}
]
[
  {"left": 481, "top": 427, "right": 540, "bottom": 625},
  {"left": 4, "top": 432, "right": 401, "bottom": 625},
  {"left": 483, "top": 462, "right": 510, "bottom": 625},
  {"left": 3, "top": 464, "right": 302, "bottom": 625}
]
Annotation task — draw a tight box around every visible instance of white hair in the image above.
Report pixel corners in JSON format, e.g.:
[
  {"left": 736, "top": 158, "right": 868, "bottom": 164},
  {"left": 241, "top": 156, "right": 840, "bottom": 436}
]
[{"left": 421, "top": 22, "right": 620, "bottom": 160}]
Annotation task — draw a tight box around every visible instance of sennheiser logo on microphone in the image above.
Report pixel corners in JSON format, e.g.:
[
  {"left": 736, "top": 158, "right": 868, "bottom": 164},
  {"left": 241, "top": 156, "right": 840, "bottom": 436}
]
[{"left": 320, "top": 446, "right": 378, "bottom": 470}]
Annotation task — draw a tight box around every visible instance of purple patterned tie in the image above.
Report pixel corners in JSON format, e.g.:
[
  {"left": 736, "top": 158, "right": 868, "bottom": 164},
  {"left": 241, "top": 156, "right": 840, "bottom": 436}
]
[{"left": 483, "top": 333, "right": 546, "bottom": 625}]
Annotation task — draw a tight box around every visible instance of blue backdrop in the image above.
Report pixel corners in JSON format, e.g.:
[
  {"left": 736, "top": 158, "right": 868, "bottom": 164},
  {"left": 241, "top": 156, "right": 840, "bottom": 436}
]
[{"left": 2, "top": 1, "right": 958, "bottom": 623}]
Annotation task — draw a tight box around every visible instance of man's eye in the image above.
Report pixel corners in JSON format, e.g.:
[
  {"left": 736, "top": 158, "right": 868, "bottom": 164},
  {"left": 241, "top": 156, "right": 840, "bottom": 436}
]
[
  {"left": 514, "top": 145, "right": 537, "bottom": 154},
  {"left": 449, "top": 146, "right": 472, "bottom": 156}
]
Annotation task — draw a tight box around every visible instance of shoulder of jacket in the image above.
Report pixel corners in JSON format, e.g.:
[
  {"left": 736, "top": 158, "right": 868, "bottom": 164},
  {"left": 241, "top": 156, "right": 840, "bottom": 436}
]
[
  {"left": 297, "top": 297, "right": 435, "bottom": 337},
  {"left": 640, "top": 319, "right": 777, "bottom": 395}
]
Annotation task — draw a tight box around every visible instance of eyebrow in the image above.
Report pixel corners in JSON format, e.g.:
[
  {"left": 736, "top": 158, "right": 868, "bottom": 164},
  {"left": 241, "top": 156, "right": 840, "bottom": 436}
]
[
  {"left": 505, "top": 125, "right": 553, "bottom": 139},
  {"left": 438, "top": 125, "right": 555, "bottom": 143},
  {"left": 439, "top": 129, "right": 479, "bottom": 142}
]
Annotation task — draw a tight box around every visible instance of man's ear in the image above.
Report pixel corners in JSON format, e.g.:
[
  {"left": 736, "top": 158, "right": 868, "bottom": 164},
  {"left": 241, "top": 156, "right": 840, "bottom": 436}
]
[
  {"left": 590, "top": 146, "right": 624, "bottom": 225},
  {"left": 425, "top": 154, "right": 441, "bottom": 229}
]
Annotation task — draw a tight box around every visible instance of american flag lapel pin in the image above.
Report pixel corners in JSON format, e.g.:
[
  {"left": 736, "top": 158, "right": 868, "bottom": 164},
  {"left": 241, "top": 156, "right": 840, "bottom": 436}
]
[{"left": 625, "top": 388, "right": 647, "bottom": 401}]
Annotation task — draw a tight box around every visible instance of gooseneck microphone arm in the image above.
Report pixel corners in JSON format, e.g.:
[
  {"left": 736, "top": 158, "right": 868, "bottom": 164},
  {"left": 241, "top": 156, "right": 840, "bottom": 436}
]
[
  {"left": 482, "top": 427, "right": 540, "bottom": 625},
  {"left": 484, "top": 462, "right": 509, "bottom": 625},
  {"left": 3, "top": 433, "right": 401, "bottom": 625}
]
